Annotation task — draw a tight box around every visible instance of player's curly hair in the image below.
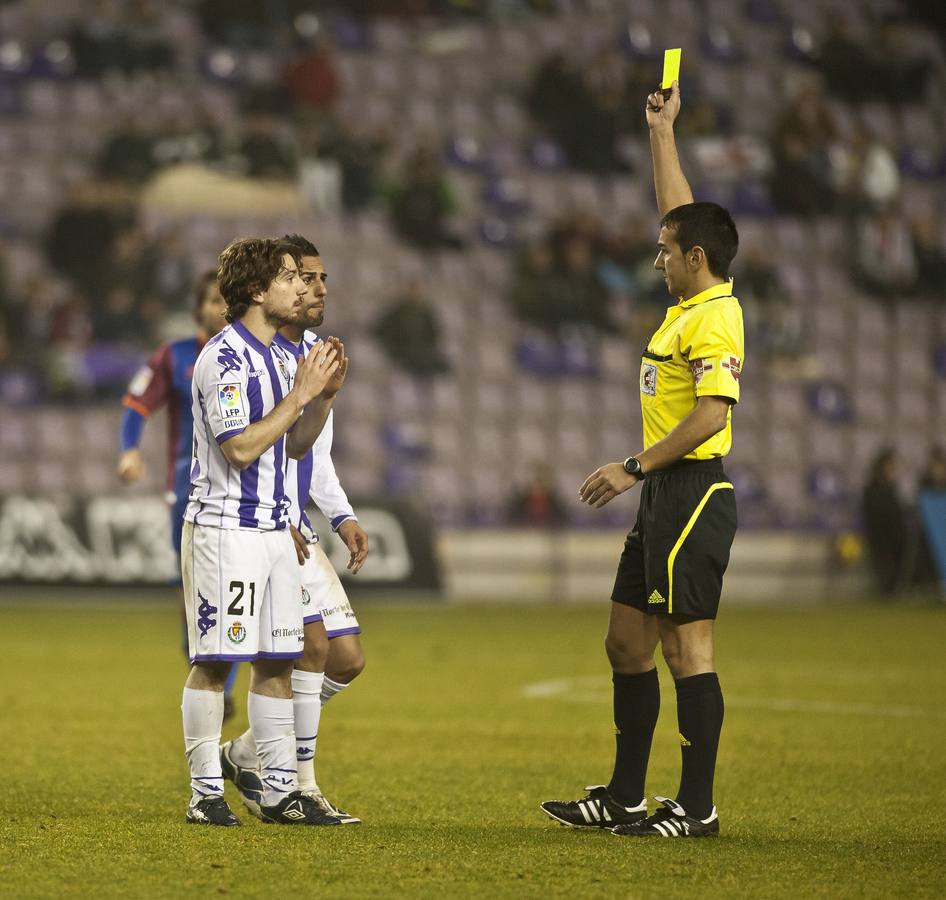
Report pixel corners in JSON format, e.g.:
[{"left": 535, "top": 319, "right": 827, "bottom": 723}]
[
  {"left": 661, "top": 202, "right": 739, "bottom": 279},
  {"left": 216, "top": 238, "right": 300, "bottom": 323},
  {"left": 280, "top": 233, "right": 320, "bottom": 258}
]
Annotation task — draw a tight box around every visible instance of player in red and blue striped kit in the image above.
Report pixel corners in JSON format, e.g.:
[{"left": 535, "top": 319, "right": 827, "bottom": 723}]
[{"left": 116, "top": 270, "right": 240, "bottom": 717}]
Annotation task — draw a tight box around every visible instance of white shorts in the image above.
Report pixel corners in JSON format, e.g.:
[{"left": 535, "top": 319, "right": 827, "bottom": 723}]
[
  {"left": 300, "top": 541, "right": 361, "bottom": 638},
  {"left": 182, "top": 521, "right": 305, "bottom": 663}
]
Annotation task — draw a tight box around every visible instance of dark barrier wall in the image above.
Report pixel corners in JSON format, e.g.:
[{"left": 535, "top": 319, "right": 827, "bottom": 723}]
[{"left": 0, "top": 495, "right": 442, "bottom": 592}]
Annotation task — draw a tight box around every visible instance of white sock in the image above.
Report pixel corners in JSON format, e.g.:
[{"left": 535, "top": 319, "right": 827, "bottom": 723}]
[
  {"left": 182, "top": 687, "right": 224, "bottom": 804},
  {"left": 291, "top": 670, "right": 324, "bottom": 791},
  {"left": 228, "top": 728, "right": 257, "bottom": 769},
  {"left": 320, "top": 675, "right": 349, "bottom": 706},
  {"left": 248, "top": 692, "right": 297, "bottom": 807}
]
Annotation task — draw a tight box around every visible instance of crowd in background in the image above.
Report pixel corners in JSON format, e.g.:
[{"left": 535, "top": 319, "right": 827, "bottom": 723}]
[{"left": 0, "top": 0, "right": 944, "bottom": 549}]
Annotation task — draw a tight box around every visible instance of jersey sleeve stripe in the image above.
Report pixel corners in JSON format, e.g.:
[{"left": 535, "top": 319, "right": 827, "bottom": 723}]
[{"left": 122, "top": 396, "right": 153, "bottom": 417}]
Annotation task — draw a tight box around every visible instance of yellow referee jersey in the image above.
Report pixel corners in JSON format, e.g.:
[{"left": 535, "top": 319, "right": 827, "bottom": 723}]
[{"left": 639, "top": 281, "right": 744, "bottom": 459}]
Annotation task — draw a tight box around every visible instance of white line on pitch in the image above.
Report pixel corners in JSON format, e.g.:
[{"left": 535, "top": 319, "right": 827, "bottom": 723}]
[{"left": 519, "top": 677, "right": 946, "bottom": 719}]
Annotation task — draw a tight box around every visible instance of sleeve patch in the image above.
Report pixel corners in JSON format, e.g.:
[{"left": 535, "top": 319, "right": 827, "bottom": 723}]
[
  {"left": 689, "top": 358, "right": 714, "bottom": 386},
  {"left": 127, "top": 365, "right": 154, "bottom": 397},
  {"left": 641, "top": 363, "right": 657, "bottom": 396},
  {"left": 721, "top": 356, "right": 742, "bottom": 381},
  {"left": 217, "top": 383, "right": 248, "bottom": 424}
]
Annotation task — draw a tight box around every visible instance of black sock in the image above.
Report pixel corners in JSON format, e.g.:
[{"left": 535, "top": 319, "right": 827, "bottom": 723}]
[
  {"left": 675, "top": 672, "right": 724, "bottom": 820},
  {"left": 607, "top": 668, "right": 659, "bottom": 807}
]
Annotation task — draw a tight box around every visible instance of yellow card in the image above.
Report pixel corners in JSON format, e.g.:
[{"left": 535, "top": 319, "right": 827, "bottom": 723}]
[{"left": 661, "top": 48, "right": 681, "bottom": 89}]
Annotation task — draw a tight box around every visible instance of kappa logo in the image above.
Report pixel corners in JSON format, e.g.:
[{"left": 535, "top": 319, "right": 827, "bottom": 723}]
[
  {"left": 197, "top": 591, "right": 218, "bottom": 637},
  {"left": 216, "top": 343, "right": 242, "bottom": 377},
  {"left": 721, "top": 356, "right": 742, "bottom": 381},
  {"left": 641, "top": 362, "right": 657, "bottom": 396},
  {"left": 648, "top": 589, "right": 665, "bottom": 605}
]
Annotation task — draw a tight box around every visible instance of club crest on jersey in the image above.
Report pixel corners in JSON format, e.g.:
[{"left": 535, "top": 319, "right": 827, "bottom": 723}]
[
  {"left": 689, "top": 358, "right": 714, "bottom": 386},
  {"left": 277, "top": 356, "right": 290, "bottom": 384},
  {"left": 641, "top": 362, "right": 657, "bottom": 396},
  {"left": 228, "top": 621, "right": 247, "bottom": 644},
  {"left": 721, "top": 356, "right": 742, "bottom": 381}
]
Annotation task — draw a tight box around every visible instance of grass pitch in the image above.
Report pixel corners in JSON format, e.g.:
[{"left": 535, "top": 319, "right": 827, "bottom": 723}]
[{"left": 2, "top": 596, "right": 945, "bottom": 899}]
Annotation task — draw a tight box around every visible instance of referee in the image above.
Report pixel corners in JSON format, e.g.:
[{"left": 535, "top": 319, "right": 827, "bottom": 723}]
[{"left": 541, "top": 81, "right": 743, "bottom": 838}]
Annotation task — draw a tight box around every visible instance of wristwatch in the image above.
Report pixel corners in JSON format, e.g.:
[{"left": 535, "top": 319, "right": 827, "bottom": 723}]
[{"left": 623, "top": 456, "right": 644, "bottom": 478}]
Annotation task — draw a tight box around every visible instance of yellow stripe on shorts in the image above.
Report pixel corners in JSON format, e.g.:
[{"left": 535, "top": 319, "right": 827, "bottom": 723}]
[{"left": 667, "top": 482, "right": 733, "bottom": 613}]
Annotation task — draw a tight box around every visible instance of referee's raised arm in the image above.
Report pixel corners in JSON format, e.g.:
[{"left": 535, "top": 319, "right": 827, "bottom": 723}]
[{"left": 646, "top": 80, "right": 694, "bottom": 217}]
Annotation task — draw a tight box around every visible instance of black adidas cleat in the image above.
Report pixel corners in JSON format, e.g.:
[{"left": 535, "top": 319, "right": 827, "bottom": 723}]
[
  {"left": 305, "top": 789, "right": 362, "bottom": 825},
  {"left": 259, "top": 790, "right": 344, "bottom": 825},
  {"left": 185, "top": 795, "right": 241, "bottom": 826},
  {"left": 220, "top": 740, "right": 264, "bottom": 817},
  {"left": 541, "top": 785, "right": 647, "bottom": 829},
  {"left": 611, "top": 796, "right": 719, "bottom": 837}
]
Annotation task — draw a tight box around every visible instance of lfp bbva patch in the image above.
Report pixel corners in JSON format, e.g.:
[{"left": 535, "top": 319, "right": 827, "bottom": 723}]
[{"left": 217, "top": 383, "right": 247, "bottom": 419}]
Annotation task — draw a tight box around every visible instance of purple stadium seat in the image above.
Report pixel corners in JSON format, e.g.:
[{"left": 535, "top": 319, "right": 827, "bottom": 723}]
[
  {"left": 445, "top": 136, "right": 484, "bottom": 170},
  {"left": 528, "top": 139, "right": 567, "bottom": 171},
  {"left": 807, "top": 465, "right": 847, "bottom": 502},
  {"left": 808, "top": 381, "right": 851, "bottom": 423},
  {"left": 482, "top": 176, "right": 529, "bottom": 214}
]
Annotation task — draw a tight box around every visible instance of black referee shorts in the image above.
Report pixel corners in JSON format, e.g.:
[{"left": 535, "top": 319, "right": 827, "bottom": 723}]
[{"left": 611, "top": 458, "right": 737, "bottom": 620}]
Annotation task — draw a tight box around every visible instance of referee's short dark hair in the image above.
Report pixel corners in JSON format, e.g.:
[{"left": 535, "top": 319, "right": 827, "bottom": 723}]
[
  {"left": 280, "top": 233, "right": 320, "bottom": 258},
  {"left": 661, "top": 202, "right": 739, "bottom": 279}
]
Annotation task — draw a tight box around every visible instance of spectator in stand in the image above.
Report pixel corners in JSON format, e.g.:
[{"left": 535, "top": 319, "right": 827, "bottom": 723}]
[
  {"left": 317, "top": 121, "right": 389, "bottom": 211},
  {"left": 373, "top": 281, "right": 450, "bottom": 379},
  {"left": 238, "top": 112, "right": 298, "bottom": 179},
  {"left": 769, "top": 85, "right": 838, "bottom": 216},
  {"left": 284, "top": 36, "right": 342, "bottom": 114},
  {"left": 819, "top": 12, "right": 932, "bottom": 104},
  {"left": 835, "top": 126, "right": 901, "bottom": 218},
  {"left": 914, "top": 445, "right": 946, "bottom": 588},
  {"left": 855, "top": 205, "right": 917, "bottom": 299},
  {"left": 557, "top": 233, "right": 612, "bottom": 332},
  {"left": 45, "top": 181, "right": 134, "bottom": 299},
  {"left": 69, "top": 0, "right": 173, "bottom": 76},
  {"left": 862, "top": 448, "right": 906, "bottom": 598},
  {"left": 739, "top": 244, "right": 803, "bottom": 360},
  {"left": 507, "top": 462, "right": 567, "bottom": 528},
  {"left": 527, "top": 51, "right": 623, "bottom": 173},
  {"left": 98, "top": 116, "right": 159, "bottom": 184},
  {"left": 911, "top": 215, "right": 946, "bottom": 291},
  {"left": 387, "top": 147, "right": 461, "bottom": 249},
  {"left": 510, "top": 239, "right": 557, "bottom": 329}
]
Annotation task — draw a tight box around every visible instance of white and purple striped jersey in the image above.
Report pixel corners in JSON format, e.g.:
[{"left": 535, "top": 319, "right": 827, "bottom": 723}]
[
  {"left": 185, "top": 320, "right": 296, "bottom": 531},
  {"left": 275, "top": 331, "right": 356, "bottom": 543}
]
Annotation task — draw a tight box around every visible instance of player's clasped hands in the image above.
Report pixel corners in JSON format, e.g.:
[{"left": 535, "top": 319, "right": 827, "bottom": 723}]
[
  {"left": 579, "top": 463, "right": 640, "bottom": 509},
  {"left": 322, "top": 336, "right": 348, "bottom": 397},
  {"left": 294, "top": 338, "right": 340, "bottom": 404}
]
